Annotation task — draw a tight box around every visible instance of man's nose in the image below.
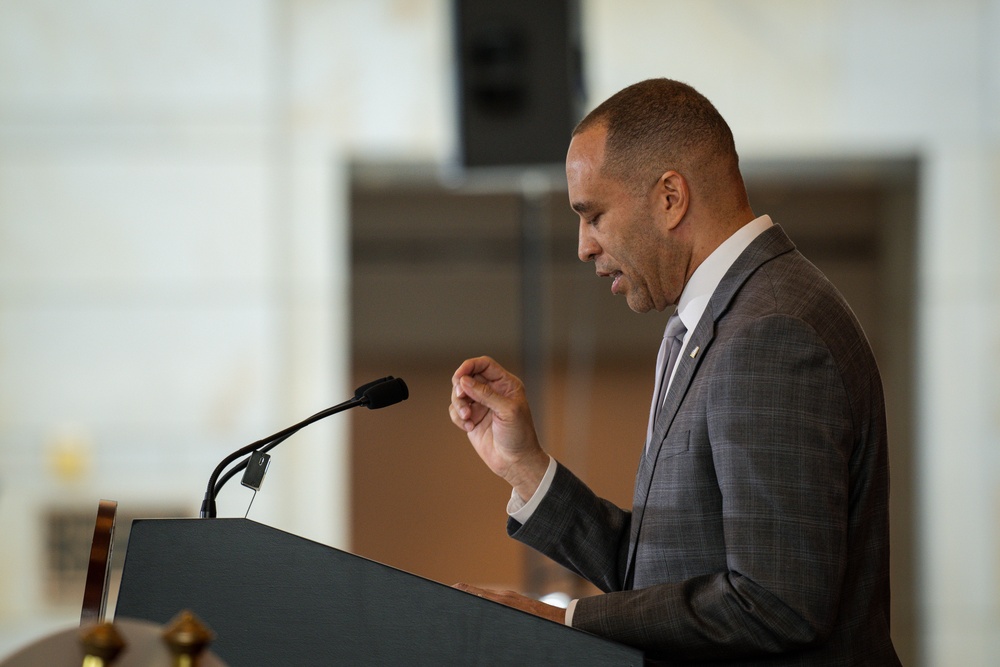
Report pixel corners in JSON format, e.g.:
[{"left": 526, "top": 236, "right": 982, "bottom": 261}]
[{"left": 578, "top": 221, "right": 600, "bottom": 262}]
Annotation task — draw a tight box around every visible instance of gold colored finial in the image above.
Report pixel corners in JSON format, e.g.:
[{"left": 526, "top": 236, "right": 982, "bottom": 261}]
[
  {"left": 162, "top": 610, "right": 215, "bottom": 667},
  {"left": 79, "top": 622, "right": 126, "bottom": 667}
]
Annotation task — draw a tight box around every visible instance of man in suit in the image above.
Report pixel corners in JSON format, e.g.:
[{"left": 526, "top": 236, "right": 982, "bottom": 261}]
[{"left": 449, "top": 78, "right": 900, "bottom": 664}]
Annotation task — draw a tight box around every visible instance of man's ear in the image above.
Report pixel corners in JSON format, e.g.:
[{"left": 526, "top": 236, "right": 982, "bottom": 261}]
[{"left": 657, "top": 170, "right": 689, "bottom": 230}]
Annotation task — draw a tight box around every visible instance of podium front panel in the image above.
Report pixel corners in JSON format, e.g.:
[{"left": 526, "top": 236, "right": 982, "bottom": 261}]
[{"left": 115, "top": 518, "right": 642, "bottom": 666}]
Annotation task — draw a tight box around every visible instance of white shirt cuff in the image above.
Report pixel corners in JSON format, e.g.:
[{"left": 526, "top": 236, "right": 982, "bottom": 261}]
[
  {"left": 506, "top": 456, "right": 557, "bottom": 523},
  {"left": 565, "top": 598, "right": 578, "bottom": 626}
]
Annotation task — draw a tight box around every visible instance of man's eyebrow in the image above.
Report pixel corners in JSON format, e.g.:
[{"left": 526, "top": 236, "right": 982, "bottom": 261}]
[{"left": 571, "top": 200, "right": 596, "bottom": 215}]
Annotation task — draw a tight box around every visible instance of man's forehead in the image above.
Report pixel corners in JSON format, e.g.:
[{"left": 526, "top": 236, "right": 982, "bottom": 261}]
[
  {"left": 566, "top": 130, "right": 605, "bottom": 185},
  {"left": 568, "top": 124, "right": 607, "bottom": 159}
]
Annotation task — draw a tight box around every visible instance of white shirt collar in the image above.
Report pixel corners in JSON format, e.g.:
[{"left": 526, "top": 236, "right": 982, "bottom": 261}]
[{"left": 675, "top": 215, "right": 774, "bottom": 339}]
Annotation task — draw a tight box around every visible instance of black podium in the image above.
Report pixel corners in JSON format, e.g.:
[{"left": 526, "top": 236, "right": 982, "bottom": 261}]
[{"left": 115, "top": 519, "right": 643, "bottom": 665}]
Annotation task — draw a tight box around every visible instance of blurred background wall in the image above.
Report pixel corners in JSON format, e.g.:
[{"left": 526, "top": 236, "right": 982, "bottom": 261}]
[{"left": 1, "top": 1, "right": 998, "bottom": 665}]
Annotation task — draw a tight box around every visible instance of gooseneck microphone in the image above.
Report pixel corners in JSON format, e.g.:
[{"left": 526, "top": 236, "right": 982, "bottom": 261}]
[
  {"left": 209, "top": 376, "right": 410, "bottom": 498},
  {"left": 199, "top": 376, "right": 408, "bottom": 518}
]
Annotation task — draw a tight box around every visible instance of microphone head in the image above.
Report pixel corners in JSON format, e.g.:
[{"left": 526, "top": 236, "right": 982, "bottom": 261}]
[
  {"left": 362, "top": 377, "right": 408, "bottom": 409},
  {"left": 354, "top": 376, "right": 394, "bottom": 399}
]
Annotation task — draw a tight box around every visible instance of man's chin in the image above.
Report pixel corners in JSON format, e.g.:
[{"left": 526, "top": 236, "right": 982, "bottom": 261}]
[
  {"left": 623, "top": 291, "right": 674, "bottom": 314},
  {"left": 624, "top": 295, "right": 654, "bottom": 314}
]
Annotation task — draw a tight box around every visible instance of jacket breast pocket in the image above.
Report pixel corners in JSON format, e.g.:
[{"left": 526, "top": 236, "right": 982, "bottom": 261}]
[{"left": 656, "top": 429, "right": 691, "bottom": 459}]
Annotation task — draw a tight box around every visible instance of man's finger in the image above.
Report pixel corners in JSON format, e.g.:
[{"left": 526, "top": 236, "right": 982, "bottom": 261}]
[
  {"left": 452, "top": 356, "right": 491, "bottom": 387},
  {"left": 458, "top": 374, "right": 504, "bottom": 414}
]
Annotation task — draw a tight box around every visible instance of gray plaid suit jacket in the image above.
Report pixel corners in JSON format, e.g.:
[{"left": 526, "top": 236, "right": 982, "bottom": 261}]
[{"left": 510, "top": 225, "right": 900, "bottom": 665}]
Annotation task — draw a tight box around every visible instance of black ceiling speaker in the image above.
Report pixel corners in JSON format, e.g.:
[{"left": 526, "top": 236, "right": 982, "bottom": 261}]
[{"left": 454, "top": 0, "right": 584, "bottom": 168}]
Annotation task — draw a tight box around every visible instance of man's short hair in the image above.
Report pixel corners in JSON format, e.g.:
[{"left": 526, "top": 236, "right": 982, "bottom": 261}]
[{"left": 574, "top": 78, "right": 741, "bottom": 194}]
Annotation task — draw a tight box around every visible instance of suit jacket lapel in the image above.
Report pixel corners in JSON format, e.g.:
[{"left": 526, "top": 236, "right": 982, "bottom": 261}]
[
  {"left": 622, "top": 225, "right": 797, "bottom": 589},
  {"left": 624, "top": 315, "right": 715, "bottom": 587}
]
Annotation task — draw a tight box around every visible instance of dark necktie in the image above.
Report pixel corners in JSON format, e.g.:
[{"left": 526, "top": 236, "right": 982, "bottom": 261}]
[{"left": 645, "top": 314, "right": 686, "bottom": 456}]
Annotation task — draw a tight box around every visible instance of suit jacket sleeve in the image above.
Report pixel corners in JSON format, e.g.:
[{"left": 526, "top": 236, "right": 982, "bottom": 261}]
[
  {"left": 508, "top": 462, "right": 632, "bottom": 593},
  {"left": 515, "top": 314, "right": 856, "bottom": 661}
]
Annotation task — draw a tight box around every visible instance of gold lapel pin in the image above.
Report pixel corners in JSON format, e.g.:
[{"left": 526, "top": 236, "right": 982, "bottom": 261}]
[{"left": 689, "top": 346, "right": 700, "bottom": 358}]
